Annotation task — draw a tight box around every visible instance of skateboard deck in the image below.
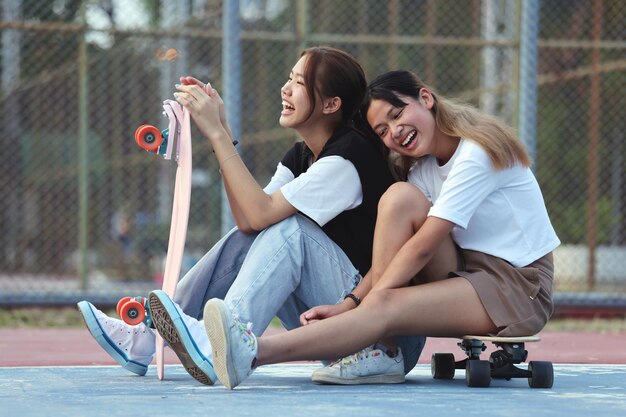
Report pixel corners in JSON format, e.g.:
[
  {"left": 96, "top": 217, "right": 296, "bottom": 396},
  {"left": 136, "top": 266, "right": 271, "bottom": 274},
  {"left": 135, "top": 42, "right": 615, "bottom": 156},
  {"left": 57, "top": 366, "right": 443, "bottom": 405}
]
[
  {"left": 431, "top": 334, "right": 553, "bottom": 388},
  {"left": 155, "top": 100, "right": 192, "bottom": 380},
  {"left": 130, "top": 100, "right": 192, "bottom": 380},
  {"left": 462, "top": 335, "right": 540, "bottom": 343}
]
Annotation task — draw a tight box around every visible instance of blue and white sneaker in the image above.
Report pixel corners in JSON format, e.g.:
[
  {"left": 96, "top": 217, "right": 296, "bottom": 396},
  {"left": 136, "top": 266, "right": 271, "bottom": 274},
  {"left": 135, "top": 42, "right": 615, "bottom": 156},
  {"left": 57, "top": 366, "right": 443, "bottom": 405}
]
[
  {"left": 77, "top": 301, "right": 154, "bottom": 376},
  {"left": 148, "top": 290, "right": 217, "bottom": 385},
  {"left": 203, "top": 298, "right": 258, "bottom": 389}
]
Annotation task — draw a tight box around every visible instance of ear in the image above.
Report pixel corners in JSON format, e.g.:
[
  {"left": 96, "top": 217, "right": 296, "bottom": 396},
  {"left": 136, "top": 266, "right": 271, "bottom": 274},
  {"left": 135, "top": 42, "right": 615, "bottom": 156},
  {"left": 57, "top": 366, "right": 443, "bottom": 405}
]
[
  {"left": 419, "top": 88, "right": 435, "bottom": 110},
  {"left": 322, "top": 96, "right": 342, "bottom": 115}
]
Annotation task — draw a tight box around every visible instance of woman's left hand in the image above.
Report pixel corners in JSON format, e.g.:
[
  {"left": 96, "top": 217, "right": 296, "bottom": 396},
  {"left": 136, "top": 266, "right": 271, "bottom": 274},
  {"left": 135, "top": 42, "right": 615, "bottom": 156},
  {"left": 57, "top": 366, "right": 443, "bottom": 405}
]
[{"left": 299, "top": 302, "right": 353, "bottom": 325}]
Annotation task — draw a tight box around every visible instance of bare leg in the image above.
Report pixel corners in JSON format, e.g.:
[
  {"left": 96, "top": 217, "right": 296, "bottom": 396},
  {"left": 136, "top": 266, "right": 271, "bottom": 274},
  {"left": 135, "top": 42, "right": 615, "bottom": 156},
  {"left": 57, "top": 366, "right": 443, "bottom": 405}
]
[
  {"left": 367, "top": 183, "right": 459, "bottom": 350},
  {"left": 256, "top": 277, "right": 497, "bottom": 366},
  {"left": 372, "top": 182, "right": 459, "bottom": 286}
]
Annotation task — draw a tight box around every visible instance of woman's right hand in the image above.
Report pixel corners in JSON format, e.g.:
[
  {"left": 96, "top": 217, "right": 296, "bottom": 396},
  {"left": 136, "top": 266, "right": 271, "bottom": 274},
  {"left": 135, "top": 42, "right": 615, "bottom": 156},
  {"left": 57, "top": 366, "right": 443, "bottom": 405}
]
[
  {"left": 299, "top": 301, "right": 354, "bottom": 325},
  {"left": 179, "top": 76, "right": 229, "bottom": 130},
  {"left": 174, "top": 83, "right": 225, "bottom": 141}
]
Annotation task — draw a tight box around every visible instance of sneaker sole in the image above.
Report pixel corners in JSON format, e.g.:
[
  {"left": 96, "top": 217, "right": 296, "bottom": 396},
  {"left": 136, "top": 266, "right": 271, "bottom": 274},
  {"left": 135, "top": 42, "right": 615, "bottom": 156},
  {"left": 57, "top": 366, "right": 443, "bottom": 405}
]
[
  {"left": 203, "top": 299, "right": 238, "bottom": 389},
  {"left": 77, "top": 301, "right": 148, "bottom": 376},
  {"left": 312, "top": 372, "right": 405, "bottom": 385},
  {"left": 148, "top": 291, "right": 216, "bottom": 385}
]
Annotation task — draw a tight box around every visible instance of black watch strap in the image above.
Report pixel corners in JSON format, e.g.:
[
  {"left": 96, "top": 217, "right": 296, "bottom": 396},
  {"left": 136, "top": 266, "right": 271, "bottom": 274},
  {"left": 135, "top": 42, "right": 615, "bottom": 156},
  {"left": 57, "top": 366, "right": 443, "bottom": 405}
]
[{"left": 344, "top": 293, "right": 361, "bottom": 306}]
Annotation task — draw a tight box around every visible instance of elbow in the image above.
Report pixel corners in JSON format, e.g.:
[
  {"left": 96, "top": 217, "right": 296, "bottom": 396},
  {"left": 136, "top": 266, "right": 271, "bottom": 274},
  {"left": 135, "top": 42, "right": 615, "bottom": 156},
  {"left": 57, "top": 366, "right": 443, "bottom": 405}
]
[
  {"left": 247, "top": 217, "right": 272, "bottom": 232},
  {"left": 233, "top": 214, "right": 271, "bottom": 233},
  {"left": 415, "top": 247, "right": 434, "bottom": 266},
  {"left": 245, "top": 203, "right": 276, "bottom": 232},
  {"left": 233, "top": 217, "right": 256, "bottom": 234},
  {"left": 236, "top": 223, "right": 256, "bottom": 234},
  {"left": 240, "top": 196, "right": 287, "bottom": 232}
]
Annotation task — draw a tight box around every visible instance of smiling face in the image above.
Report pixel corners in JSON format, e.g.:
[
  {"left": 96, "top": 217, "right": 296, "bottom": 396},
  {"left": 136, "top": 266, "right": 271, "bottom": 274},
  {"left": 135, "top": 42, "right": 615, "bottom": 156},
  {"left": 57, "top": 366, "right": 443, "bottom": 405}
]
[
  {"left": 366, "top": 89, "right": 438, "bottom": 159},
  {"left": 279, "top": 55, "right": 318, "bottom": 130}
]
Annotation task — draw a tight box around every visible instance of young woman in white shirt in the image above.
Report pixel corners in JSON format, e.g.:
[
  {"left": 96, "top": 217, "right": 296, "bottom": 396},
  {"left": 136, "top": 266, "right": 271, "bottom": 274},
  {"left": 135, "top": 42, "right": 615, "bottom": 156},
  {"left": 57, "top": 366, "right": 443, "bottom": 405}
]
[
  {"left": 78, "top": 51, "right": 426, "bottom": 385},
  {"left": 203, "top": 70, "right": 561, "bottom": 389}
]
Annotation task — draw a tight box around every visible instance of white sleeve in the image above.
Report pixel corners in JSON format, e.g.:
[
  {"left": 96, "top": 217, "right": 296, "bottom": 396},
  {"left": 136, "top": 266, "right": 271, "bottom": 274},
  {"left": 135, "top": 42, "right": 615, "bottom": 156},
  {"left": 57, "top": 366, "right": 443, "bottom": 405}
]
[
  {"left": 280, "top": 156, "right": 363, "bottom": 226},
  {"left": 262, "top": 162, "right": 294, "bottom": 195},
  {"left": 407, "top": 161, "right": 432, "bottom": 202},
  {"left": 429, "top": 149, "right": 497, "bottom": 229}
]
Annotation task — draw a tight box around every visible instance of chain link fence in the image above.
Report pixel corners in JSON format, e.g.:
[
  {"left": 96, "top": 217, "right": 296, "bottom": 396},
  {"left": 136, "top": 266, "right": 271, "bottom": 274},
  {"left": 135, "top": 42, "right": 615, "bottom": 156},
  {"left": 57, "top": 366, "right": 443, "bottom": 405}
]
[{"left": 0, "top": 0, "right": 624, "bottom": 309}]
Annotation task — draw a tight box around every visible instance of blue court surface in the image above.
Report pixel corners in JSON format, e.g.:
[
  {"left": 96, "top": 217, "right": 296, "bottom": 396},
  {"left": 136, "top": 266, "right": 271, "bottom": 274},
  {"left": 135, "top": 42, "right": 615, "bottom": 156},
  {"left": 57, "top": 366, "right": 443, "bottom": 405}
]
[{"left": 1, "top": 363, "right": 625, "bottom": 417}]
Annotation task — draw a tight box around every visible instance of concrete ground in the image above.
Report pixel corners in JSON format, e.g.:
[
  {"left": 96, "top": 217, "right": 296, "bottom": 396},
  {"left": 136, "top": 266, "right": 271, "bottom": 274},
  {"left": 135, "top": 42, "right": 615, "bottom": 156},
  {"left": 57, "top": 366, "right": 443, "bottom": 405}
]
[
  {"left": 1, "top": 363, "right": 625, "bottom": 417},
  {"left": 1, "top": 328, "right": 626, "bottom": 416}
]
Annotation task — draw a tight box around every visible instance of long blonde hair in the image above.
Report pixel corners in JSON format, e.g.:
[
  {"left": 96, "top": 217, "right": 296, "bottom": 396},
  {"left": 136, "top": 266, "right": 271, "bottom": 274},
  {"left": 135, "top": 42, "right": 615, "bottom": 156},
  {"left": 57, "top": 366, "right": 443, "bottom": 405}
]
[{"left": 360, "top": 70, "right": 531, "bottom": 179}]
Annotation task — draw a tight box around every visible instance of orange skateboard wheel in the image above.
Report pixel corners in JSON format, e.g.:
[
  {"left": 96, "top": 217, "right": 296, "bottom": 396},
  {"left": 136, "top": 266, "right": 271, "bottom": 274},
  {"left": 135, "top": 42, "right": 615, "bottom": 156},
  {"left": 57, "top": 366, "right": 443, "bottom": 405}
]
[
  {"left": 119, "top": 299, "right": 146, "bottom": 326},
  {"left": 116, "top": 296, "right": 132, "bottom": 317},
  {"left": 135, "top": 124, "right": 163, "bottom": 151}
]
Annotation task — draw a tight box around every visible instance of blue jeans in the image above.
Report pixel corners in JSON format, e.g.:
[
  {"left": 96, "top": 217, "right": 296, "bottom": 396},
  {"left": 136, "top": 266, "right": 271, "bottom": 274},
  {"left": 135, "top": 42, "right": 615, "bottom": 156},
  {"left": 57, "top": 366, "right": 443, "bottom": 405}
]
[{"left": 174, "top": 214, "right": 424, "bottom": 374}]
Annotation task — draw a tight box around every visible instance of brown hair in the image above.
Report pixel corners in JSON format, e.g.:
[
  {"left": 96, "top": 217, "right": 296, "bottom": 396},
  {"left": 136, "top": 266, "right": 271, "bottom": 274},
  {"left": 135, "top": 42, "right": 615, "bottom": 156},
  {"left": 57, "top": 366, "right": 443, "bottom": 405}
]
[
  {"left": 300, "top": 47, "right": 367, "bottom": 128},
  {"left": 362, "top": 70, "right": 531, "bottom": 179}
]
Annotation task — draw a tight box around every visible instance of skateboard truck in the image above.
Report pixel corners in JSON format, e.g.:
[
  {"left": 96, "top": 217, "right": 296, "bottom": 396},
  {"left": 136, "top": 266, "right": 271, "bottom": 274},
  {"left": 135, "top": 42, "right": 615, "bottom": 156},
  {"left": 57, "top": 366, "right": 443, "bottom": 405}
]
[{"left": 134, "top": 100, "right": 184, "bottom": 160}]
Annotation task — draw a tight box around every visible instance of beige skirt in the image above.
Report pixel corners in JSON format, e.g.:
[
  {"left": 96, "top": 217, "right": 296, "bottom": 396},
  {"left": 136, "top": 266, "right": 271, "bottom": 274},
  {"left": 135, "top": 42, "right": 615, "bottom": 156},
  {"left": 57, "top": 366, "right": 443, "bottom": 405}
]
[{"left": 451, "top": 249, "right": 555, "bottom": 337}]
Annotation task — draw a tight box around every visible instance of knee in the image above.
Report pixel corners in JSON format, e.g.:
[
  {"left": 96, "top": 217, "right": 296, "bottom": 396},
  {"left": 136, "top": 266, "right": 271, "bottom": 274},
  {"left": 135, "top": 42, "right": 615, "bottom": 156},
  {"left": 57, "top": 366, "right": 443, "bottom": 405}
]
[
  {"left": 263, "top": 214, "right": 300, "bottom": 234},
  {"left": 229, "top": 228, "right": 258, "bottom": 243},
  {"left": 378, "top": 183, "right": 430, "bottom": 220},
  {"left": 253, "top": 215, "right": 303, "bottom": 245}
]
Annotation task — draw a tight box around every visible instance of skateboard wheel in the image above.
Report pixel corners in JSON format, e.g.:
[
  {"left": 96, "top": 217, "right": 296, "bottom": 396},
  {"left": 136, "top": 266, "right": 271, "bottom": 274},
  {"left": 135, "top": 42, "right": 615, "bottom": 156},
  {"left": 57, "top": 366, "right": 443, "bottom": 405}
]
[
  {"left": 119, "top": 298, "right": 147, "bottom": 326},
  {"left": 135, "top": 124, "right": 163, "bottom": 151},
  {"left": 466, "top": 359, "right": 491, "bottom": 387},
  {"left": 116, "top": 296, "right": 132, "bottom": 317},
  {"left": 528, "top": 361, "right": 554, "bottom": 388},
  {"left": 431, "top": 353, "right": 456, "bottom": 379}
]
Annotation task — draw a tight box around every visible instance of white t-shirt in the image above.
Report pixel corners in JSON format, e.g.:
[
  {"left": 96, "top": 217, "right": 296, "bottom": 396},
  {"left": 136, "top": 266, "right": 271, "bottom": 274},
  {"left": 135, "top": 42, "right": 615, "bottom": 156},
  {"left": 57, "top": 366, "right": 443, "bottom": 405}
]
[
  {"left": 263, "top": 155, "right": 363, "bottom": 226},
  {"left": 408, "top": 139, "right": 560, "bottom": 267}
]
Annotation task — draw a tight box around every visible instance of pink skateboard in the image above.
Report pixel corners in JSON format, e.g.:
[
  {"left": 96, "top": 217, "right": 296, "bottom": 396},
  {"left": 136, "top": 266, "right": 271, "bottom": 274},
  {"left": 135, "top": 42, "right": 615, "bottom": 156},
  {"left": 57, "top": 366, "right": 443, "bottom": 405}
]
[{"left": 118, "top": 100, "right": 192, "bottom": 380}]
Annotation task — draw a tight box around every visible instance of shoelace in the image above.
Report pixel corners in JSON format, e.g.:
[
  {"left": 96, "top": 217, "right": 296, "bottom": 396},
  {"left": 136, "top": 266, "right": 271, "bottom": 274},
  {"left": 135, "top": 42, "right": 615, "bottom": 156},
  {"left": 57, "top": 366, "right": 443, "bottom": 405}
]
[
  {"left": 339, "top": 346, "right": 376, "bottom": 366},
  {"left": 232, "top": 314, "right": 255, "bottom": 347}
]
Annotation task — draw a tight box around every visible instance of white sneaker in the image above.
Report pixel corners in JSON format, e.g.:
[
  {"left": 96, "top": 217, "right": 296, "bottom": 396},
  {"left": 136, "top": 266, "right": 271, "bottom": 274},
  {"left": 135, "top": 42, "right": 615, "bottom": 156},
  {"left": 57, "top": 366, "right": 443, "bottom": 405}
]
[
  {"left": 203, "top": 298, "right": 258, "bottom": 389},
  {"left": 312, "top": 345, "right": 405, "bottom": 385},
  {"left": 77, "top": 301, "right": 155, "bottom": 376},
  {"left": 148, "top": 290, "right": 217, "bottom": 385}
]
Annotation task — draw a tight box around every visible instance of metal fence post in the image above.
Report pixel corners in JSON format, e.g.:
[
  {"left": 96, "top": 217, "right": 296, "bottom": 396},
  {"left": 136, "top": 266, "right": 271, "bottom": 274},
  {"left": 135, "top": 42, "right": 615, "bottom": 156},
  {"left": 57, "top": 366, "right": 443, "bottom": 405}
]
[
  {"left": 1, "top": 0, "right": 22, "bottom": 272},
  {"left": 586, "top": 0, "right": 604, "bottom": 290},
  {"left": 78, "top": 2, "right": 89, "bottom": 291},
  {"left": 221, "top": 0, "right": 241, "bottom": 235},
  {"left": 78, "top": 1, "right": 89, "bottom": 290},
  {"left": 517, "top": 0, "right": 539, "bottom": 166}
]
